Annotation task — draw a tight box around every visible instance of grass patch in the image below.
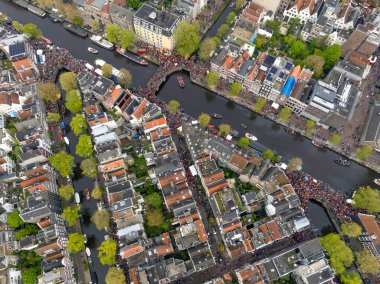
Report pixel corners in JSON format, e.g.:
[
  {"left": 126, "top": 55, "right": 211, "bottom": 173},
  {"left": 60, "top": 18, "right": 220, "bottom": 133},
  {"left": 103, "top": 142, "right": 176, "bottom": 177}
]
[{"left": 131, "top": 153, "right": 148, "bottom": 178}]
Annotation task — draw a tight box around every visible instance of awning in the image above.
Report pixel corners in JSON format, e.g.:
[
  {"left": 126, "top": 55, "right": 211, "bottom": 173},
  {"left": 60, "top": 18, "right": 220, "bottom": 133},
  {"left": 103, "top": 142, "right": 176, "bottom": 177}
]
[{"left": 189, "top": 165, "right": 197, "bottom": 176}]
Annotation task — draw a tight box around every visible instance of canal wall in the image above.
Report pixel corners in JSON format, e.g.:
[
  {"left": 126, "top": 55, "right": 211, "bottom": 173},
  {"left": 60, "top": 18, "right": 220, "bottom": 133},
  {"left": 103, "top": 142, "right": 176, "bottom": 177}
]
[{"left": 311, "top": 199, "right": 342, "bottom": 234}]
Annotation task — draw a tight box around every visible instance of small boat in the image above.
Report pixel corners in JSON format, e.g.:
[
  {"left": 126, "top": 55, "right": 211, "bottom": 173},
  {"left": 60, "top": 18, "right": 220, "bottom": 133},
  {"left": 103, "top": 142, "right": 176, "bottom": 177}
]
[
  {"left": 85, "top": 247, "right": 91, "bottom": 257},
  {"left": 245, "top": 133, "right": 258, "bottom": 141},
  {"left": 374, "top": 179, "right": 380, "bottom": 186},
  {"left": 230, "top": 129, "right": 239, "bottom": 137},
  {"left": 63, "top": 22, "right": 88, "bottom": 38},
  {"left": 85, "top": 187, "right": 91, "bottom": 201},
  {"left": 48, "top": 15, "right": 59, "bottom": 23},
  {"left": 334, "top": 158, "right": 351, "bottom": 166},
  {"left": 74, "top": 192, "right": 80, "bottom": 204},
  {"left": 64, "top": 137, "right": 69, "bottom": 145},
  {"left": 39, "top": 35, "right": 53, "bottom": 45},
  {"left": 210, "top": 113, "right": 223, "bottom": 119},
  {"left": 90, "top": 35, "right": 114, "bottom": 50},
  {"left": 177, "top": 75, "right": 185, "bottom": 88},
  {"left": 208, "top": 124, "right": 215, "bottom": 128},
  {"left": 311, "top": 140, "right": 323, "bottom": 148},
  {"left": 285, "top": 127, "right": 295, "bottom": 135},
  {"left": 88, "top": 47, "right": 98, "bottom": 54},
  {"left": 115, "top": 47, "right": 148, "bottom": 65},
  {"left": 240, "top": 123, "right": 247, "bottom": 129}
]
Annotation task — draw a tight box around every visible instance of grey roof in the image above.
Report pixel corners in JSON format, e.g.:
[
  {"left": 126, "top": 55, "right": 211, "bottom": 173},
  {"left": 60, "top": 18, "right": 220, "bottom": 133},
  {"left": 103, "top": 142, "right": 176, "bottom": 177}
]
[
  {"left": 306, "top": 266, "right": 334, "bottom": 284},
  {"left": 154, "top": 152, "right": 181, "bottom": 177},
  {"left": 243, "top": 191, "right": 258, "bottom": 204},
  {"left": 107, "top": 179, "right": 133, "bottom": 195},
  {"left": 91, "top": 0, "right": 107, "bottom": 9},
  {"left": 221, "top": 210, "right": 239, "bottom": 222},
  {"left": 112, "top": 198, "right": 133, "bottom": 211},
  {"left": 97, "top": 148, "right": 122, "bottom": 163},
  {"left": 188, "top": 243, "right": 215, "bottom": 271},
  {"left": 299, "top": 238, "right": 325, "bottom": 262},
  {"left": 362, "top": 101, "right": 380, "bottom": 143}
]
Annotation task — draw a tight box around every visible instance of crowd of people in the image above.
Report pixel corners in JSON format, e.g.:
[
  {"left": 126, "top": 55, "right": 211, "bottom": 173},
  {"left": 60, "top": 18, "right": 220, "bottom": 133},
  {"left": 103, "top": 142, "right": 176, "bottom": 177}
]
[{"left": 287, "top": 171, "right": 358, "bottom": 222}]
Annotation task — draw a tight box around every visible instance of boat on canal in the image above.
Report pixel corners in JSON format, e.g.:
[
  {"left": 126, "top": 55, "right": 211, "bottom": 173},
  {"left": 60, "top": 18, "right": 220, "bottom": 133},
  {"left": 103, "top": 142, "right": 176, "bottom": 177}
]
[
  {"left": 210, "top": 113, "right": 223, "bottom": 119},
  {"left": 87, "top": 47, "right": 98, "bottom": 54},
  {"left": 245, "top": 132, "right": 258, "bottom": 141},
  {"left": 311, "top": 140, "right": 323, "bottom": 148},
  {"left": 48, "top": 15, "right": 59, "bottom": 23},
  {"left": 85, "top": 187, "right": 91, "bottom": 201},
  {"left": 374, "top": 179, "right": 380, "bottom": 186},
  {"left": 115, "top": 47, "right": 148, "bottom": 65},
  {"left": 74, "top": 192, "right": 80, "bottom": 204},
  {"left": 285, "top": 127, "right": 295, "bottom": 135},
  {"left": 38, "top": 35, "right": 53, "bottom": 45},
  {"left": 230, "top": 129, "right": 239, "bottom": 137},
  {"left": 240, "top": 123, "right": 247, "bottom": 129},
  {"left": 27, "top": 5, "right": 46, "bottom": 17},
  {"left": 63, "top": 22, "right": 88, "bottom": 38},
  {"left": 90, "top": 35, "right": 114, "bottom": 50},
  {"left": 334, "top": 158, "right": 351, "bottom": 167},
  {"left": 177, "top": 75, "right": 185, "bottom": 88}
]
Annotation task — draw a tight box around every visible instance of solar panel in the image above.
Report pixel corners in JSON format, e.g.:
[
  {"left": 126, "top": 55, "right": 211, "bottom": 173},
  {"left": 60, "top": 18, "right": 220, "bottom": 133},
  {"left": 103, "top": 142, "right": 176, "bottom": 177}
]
[
  {"left": 9, "top": 42, "right": 25, "bottom": 57},
  {"left": 285, "top": 62, "right": 293, "bottom": 71},
  {"left": 279, "top": 72, "right": 285, "bottom": 79},
  {"left": 270, "top": 67, "right": 277, "bottom": 74}
]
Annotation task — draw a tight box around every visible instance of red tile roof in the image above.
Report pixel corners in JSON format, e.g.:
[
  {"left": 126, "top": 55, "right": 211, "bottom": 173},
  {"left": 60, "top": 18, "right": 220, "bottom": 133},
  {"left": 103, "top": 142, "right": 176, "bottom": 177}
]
[
  {"left": 120, "top": 242, "right": 144, "bottom": 259},
  {"left": 358, "top": 213, "right": 380, "bottom": 244}
]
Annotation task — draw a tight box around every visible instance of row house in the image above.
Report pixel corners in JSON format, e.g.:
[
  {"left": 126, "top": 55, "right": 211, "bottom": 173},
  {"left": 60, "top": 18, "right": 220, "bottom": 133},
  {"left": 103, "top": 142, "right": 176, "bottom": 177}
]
[
  {"left": 0, "top": 91, "right": 25, "bottom": 116},
  {"left": 284, "top": 0, "right": 321, "bottom": 24},
  {"left": 176, "top": 0, "right": 207, "bottom": 21},
  {"left": 84, "top": 0, "right": 111, "bottom": 25},
  {"left": 109, "top": 3, "right": 134, "bottom": 31},
  {"left": 19, "top": 172, "right": 58, "bottom": 196}
]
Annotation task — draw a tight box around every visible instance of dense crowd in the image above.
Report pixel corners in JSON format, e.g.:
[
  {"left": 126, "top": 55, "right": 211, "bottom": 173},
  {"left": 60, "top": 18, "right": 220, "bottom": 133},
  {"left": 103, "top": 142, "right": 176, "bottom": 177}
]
[{"left": 286, "top": 171, "right": 358, "bottom": 222}]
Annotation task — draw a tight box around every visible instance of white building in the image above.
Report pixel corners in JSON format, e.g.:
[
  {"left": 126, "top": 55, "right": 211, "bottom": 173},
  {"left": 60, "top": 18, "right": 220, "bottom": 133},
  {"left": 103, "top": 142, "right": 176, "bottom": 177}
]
[
  {"left": 284, "top": 0, "right": 320, "bottom": 24},
  {"left": 8, "top": 268, "right": 22, "bottom": 284}
]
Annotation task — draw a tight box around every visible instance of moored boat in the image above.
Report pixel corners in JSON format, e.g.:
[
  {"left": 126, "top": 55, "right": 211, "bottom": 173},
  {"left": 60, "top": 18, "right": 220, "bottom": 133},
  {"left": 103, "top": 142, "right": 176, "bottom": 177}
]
[
  {"left": 115, "top": 47, "right": 148, "bottom": 65},
  {"left": 374, "top": 179, "right": 380, "bottom": 186},
  {"left": 63, "top": 22, "right": 88, "bottom": 38},
  {"left": 285, "top": 127, "right": 295, "bottom": 135},
  {"left": 210, "top": 113, "right": 223, "bottom": 119},
  {"left": 85, "top": 187, "right": 91, "bottom": 201},
  {"left": 90, "top": 35, "right": 114, "bottom": 50},
  {"left": 177, "top": 75, "right": 185, "bottom": 88},
  {"left": 312, "top": 140, "right": 323, "bottom": 148},
  {"left": 240, "top": 123, "right": 247, "bottom": 129},
  {"left": 87, "top": 47, "right": 98, "bottom": 54},
  {"left": 245, "top": 133, "right": 258, "bottom": 141},
  {"left": 230, "top": 129, "right": 239, "bottom": 137},
  {"left": 38, "top": 35, "right": 53, "bottom": 45},
  {"left": 334, "top": 158, "right": 351, "bottom": 166},
  {"left": 27, "top": 5, "right": 46, "bottom": 17}
]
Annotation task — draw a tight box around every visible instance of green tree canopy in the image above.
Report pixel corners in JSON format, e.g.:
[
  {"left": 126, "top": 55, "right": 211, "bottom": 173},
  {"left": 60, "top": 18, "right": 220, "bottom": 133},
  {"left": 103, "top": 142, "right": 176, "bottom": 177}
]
[
  {"left": 72, "top": 16, "right": 83, "bottom": 27},
  {"left": 290, "top": 40, "right": 307, "bottom": 59},
  {"left": 287, "top": 157, "right": 303, "bottom": 171},
  {"left": 23, "top": 23, "right": 42, "bottom": 38},
  {"left": 353, "top": 186, "right": 380, "bottom": 213},
  {"left": 254, "top": 97, "right": 267, "bottom": 112},
  {"left": 12, "top": 21, "right": 23, "bottom": 32},
  {"left": 219, "top": 124, "right": 231, "bottom": 136},
  {"left": 174, "top": 22, "right": 200, "bottom": 58},
  {"left": 127, "top": 0, "right": 142, "bottom": 10},
  {"left": 199, "top": 37, "right": 217, "bottom": 60},
  {"left": 230, "top": 82, "right": 242, "bottom": 96},
  {"left": 237, "top": 137, "right": 250, "bottom": 149},
  {"left": 65, "top": 89, "right": 83, "bottom": 113},
  {"left": 262, "top": 149, "right": 275, "bottom": 160},
  {"left": 145, "top": 192, "right": 163, "bottom": 209},
  {"left": 98, "top": 239, "right": 117, "bottom": 265},
  {"left": 254, "top": 35, "right": 266, "bottom": 50},
  {"left": 341, "top": 222, "right": 362, "bottom": 238},
  {"left": 168, "top": 100, "right": 180, "bottom": 113},
  {"left": 47, "top": 112, "right": 61, "bottom": 124},
  {"left": 106, "top": 267, "right": 126, "bottom": 284},
  {"left": 340, "top": 271, "right": 362, "bottom": 284},
  {"left": 216, "top": 24, "right": 229, "bottom": 39},
  {"left": 80, "top": 158, "right": 98, "bottom": 179},
  {"left": 305, "top": 55, "right": 325, "bottom": 78},
  {"left": 356, "top": 249, "right": 380, "bottom": 275},
  {"left": 59, "top": 72, "right": 78, "bottom": 91},
  {"left": 105, "top": 24, "right": 122, "bottom": 44},
  {"left": 22, "top": 268, "right": 39, "bottom": 284},
  {"left": 17, "top": 250, "right": 41, "bottom": 270},
  {"left": 198, "top": 113, "right": 211, "bottom": 128},
  {"left": 305, "top": 119, "right": 315, "bottom": 136},
  {"left": 320, "top": 233, "right": 354, "bottom": 274},
  {"left": 92, "top": 210, "right": 110, "bottom": 231},
  {"left": 7, "top": 210, "right": 24, "bottom": 228},
  {"left": 91, "top": 186, "right": 103, "bottom": 200},
  {"left": 323, "top": 44, "right": 341, "bottom": 70},
  {"left": 235, "top": 0, "right": 245, "bottom": 9},
  {"left": 329, "top": 133, "right": 341, "bottom": 145},
  {"left": 206, "top": 72, "right": 220, "bottom": 87},
  {"left": 101, "top": 63, "right": 113, "bottom": 78},
  {"left": 117, "top": 68, "right": 132, "bottom": 88},
  {"left": 49, "top": 151, "right": 75, "bottom": 177},
  {"left": 37, "top": 82, "right": 59, "bottom": 103},
  {"left": 70, "top": 113, "right": 88, "bottom": 136},
  {"left": 120, "top": 29, "right": 135, "bottom": 49},
  {"left": 67, "top": 233, "right": 85, "bottom": 253},
  {"left": 59, "top": 184, "right": 75, "bottom": 201},
  {"left": 76, "top": 135, "right": 93, "bottom": 158},
  {"left": 225, "top": 11, "right": 236, "bottom": 25},
  {"left": 355, "top": 145, "right": 373, "bottom": 160},
  {"left": 146, "top": 208, "right": 164, "bottom": 227},
  {"left": 279, "top": 107, "right": 292, "bottom": 122},
  {"left": 15, "top": 223, "right": 39, "bottom": 240},
  {"left": 62, "top": 205, "right": 81, "bottom": 226}
]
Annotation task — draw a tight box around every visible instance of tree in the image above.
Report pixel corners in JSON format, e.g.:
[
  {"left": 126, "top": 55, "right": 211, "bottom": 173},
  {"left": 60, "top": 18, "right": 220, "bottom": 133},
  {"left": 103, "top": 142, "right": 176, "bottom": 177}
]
[
  {"left": 320, "top": 233, "right": 354, "bottom": 274},
  {"left": 70, "top": 113, "right": 88, "bottom": 136},
  {"left": 341, "top": 222, "right": 362, "bottom": 238},
  {"left": 106, "top": 267, "right": 126, "bottom": 284},
  {"left": 59, "top": 184, "right": 75, "bottom": 201},
  {"left": 76, "top": 135, "right": 93, "bottom": 158},
  {"left": 206, "top": 72, "right": 220, "bottom": 87},
  {"left": 59, "top": 72, "right": 78, "bottom": 91},
  {"left": 356, "top": 249, "right": 380, "bottom": 275},
  {"left": 23, "top": 23, "right": 42, "bottom": 38},
  {"left": 329, "top": 133, "right": 341, "bottom": 145},
  {"left": 225, "top": 11, "right": 236, "bottom": 25},
  {"left": 219, "top": 124, "right": 231, "bottom": 136},
  {"left": 92, "top": 186, "right": 103, "bottom": 200},
  {"left": 72, "top": 16, "right": 83, "bottom": 27},
  {"left": 98, "top": 239, "right": 117, "bottom": 265},
  {"left": 262, "top": 149, "right": 275, "bottom": 160},
  {"left": 305, "top": 55, "right": 325, "bottom": 78},
  {"left": 218, "top": 245, "right": 225, "bottom": 252},
  {"left": 117, "top": 68, "right": 132, "bottom": 87},
  {"left": 355, "top": 145, "right": 373, "bottom": 160},
  {"left": 0, "top": 13, "right": 8, "bottom": 23},
  {"left": 353, "top": 186, "right": 380, "bottom": 213},
  {"left": 12, "top": 21, "right": 23, "bottom": 32},
  {"left": 237, "top": 137, "right": 250, "bottom": 149},
  {"left": 92, "top": 210, "right": 110, "bottom": 231},
  {"left": 316, "top": 35, "right": 329, "bottom": 50},
  {"left": 127, "top": 0, "right": 142, "bottom": 10},
  {"left": 216, "top": 24, "right": 229, "bottom": 39},
  {"left": 65, "top": 89, "right": 83, "bottom": 113},
  {"left": 254, "top": 97, "right": 267, "bottom": 112},
  {"left": 37, "top": 82, "right": 59, "bottom": 103},
  {"left": 62, "top": 205, "right": 81, "bottom": 226},
  {"left": 254, "top": 35, "right": 266, "bottom": 50},
  {"left": 198, "top": 113, "right": 211, "bottom": 128},
  {"left": 91, "top": 20, "right": 100, "bottom": 31},
  {"left": 290, "top": 40, "right": 307, "bottom": 59},
  {"left": 168, "top": 100, "right": 180, "bottom": 113},
  {"left": 120, "top": 29, "right": 135, "bottom": 49},
  {"left": 146, "top": 208, "right": 164, "bottom": 227},
  {"left": 287, "top": 157, "right": 303, "bottom": 171},
  {"left": 67, "top": 233, "right": 85, "bottom": 253},
  {"left": 145, "top": 192, "right": 163, "bottom": 209},
  {"left": 80, "top": 158, "right": 97, "bottom": 178},
  {"left": 47, "top": 112, "right": 61, "bottom": 124},
  {"left": 323, "top": 44, "right": 341, "bottom": 70},
  {"left": 230, "top": 82, "right": 242, "bottom": 96},
  {"left": 49, "top": 151, "right": 75, "bottom": 177},
  {"left": 199, "top": 37, "right": 217, "bottom": 60},
  {"left": 105, "top": 24, "right": 122, "bottom": 44},
  {"left": 305, "top": 119, "right": 315, "bottom": 136},
  {"left": 7, "top": 210, "right": 23, "bottom": 228},
  {"left": 174, "top": 22, "right": 200, "bottom": 58},
  {"left": 236, "top": 0, "right": 245, "bottom": 9},
  {"left": 279, "top": 107, "right": 292, "bottom": 122},
  {"left": 101, "top": 63, "right": 113, "bottom": 78},
  {"left": 22, "top": 268, "right": 39, "bottom": 284},
  {"left": 15, "top": 224, "right": 39, "bottom": 240},
  {"left": 340, "top": 271, "right": 362, "bottom": 284}
]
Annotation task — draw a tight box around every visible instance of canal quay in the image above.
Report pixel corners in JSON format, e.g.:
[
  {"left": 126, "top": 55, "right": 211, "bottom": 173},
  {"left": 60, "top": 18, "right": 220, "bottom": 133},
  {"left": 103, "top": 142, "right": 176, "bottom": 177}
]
[{"left": 1, "top": 0, "right": 379, "bottom": 238}]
